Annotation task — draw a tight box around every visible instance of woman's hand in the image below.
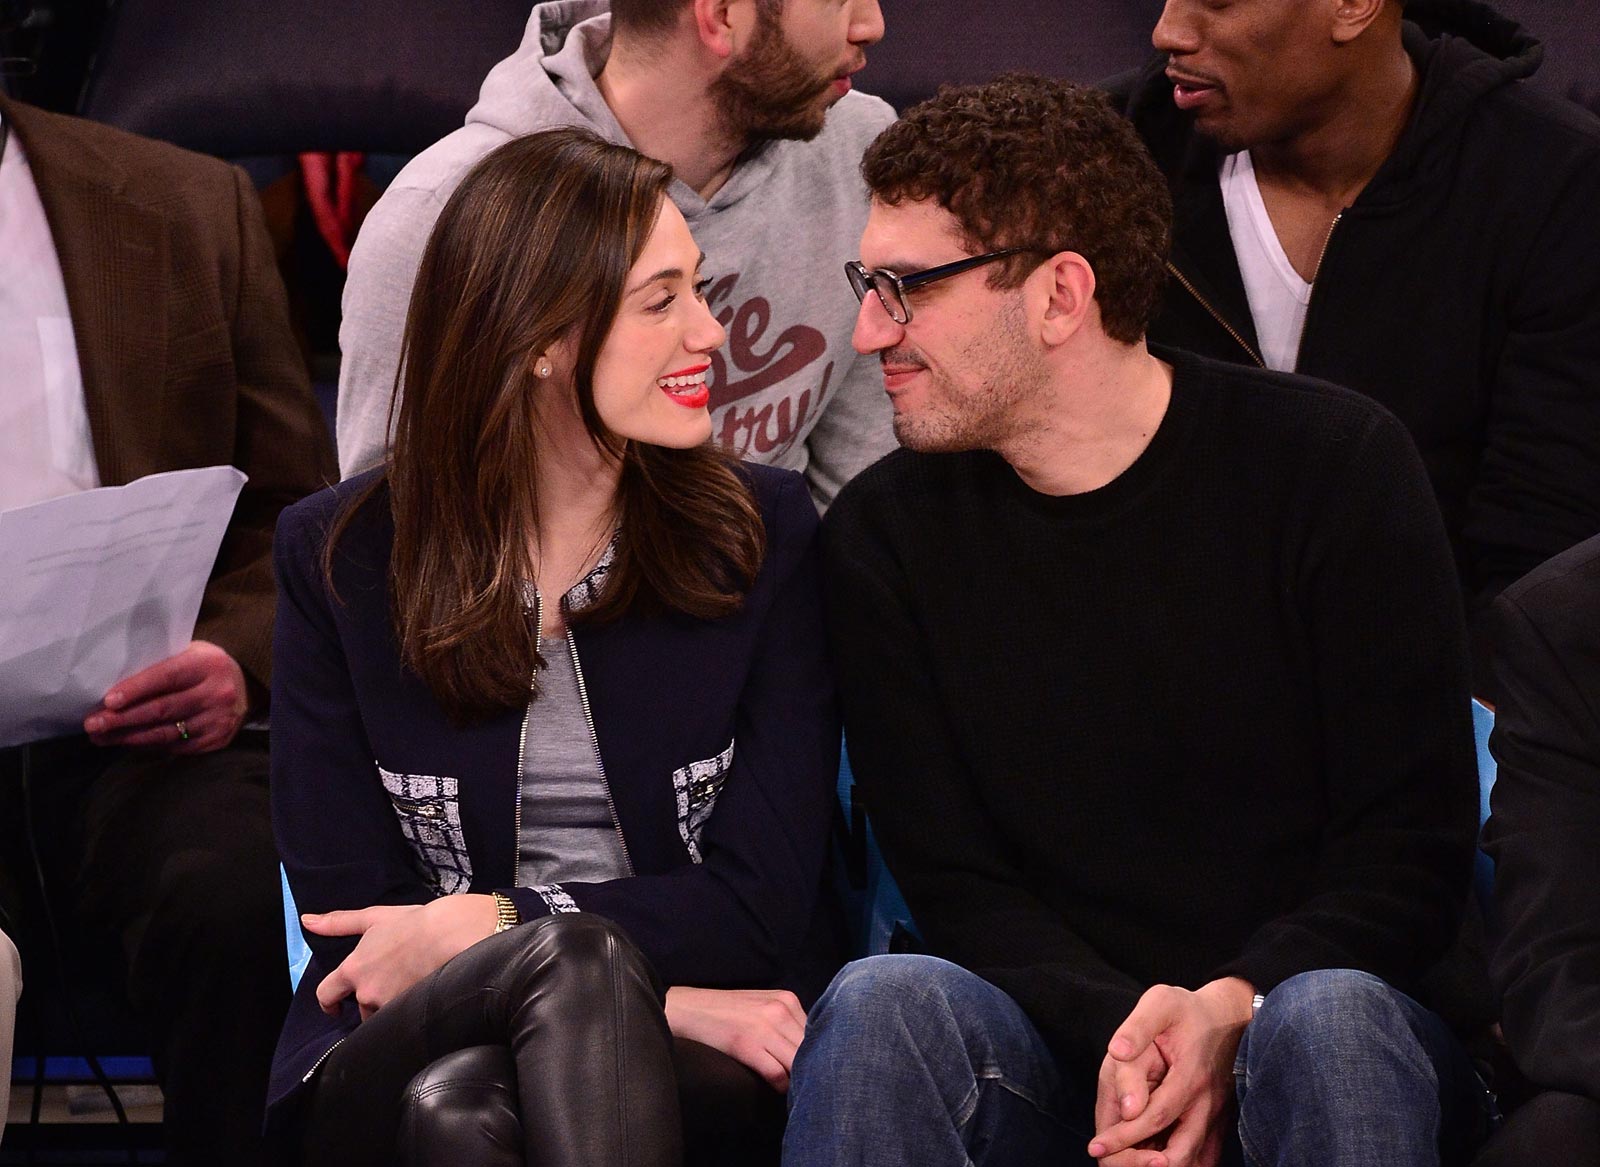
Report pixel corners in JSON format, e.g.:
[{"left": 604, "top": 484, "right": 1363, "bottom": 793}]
[
  {"left": 305, "top": 894, "right": 498, "bottom": 1020},
  {"left": 664, "top": 986, "right": 808, "bottom": 1092}
]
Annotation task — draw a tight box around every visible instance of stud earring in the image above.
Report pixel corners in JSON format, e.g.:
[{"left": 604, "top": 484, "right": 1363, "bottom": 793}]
[{"left": 534, "top": 356, "right": 553, "bottom": 379}]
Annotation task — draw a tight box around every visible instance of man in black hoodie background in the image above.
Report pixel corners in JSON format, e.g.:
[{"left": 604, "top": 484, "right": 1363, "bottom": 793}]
[{"left": 1113, "top": 0, "right": 1600, "bottom": 692}]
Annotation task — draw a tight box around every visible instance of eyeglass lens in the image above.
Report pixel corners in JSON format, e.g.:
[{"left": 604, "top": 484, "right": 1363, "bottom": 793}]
[{"left": 846, "top": 264, "right": 908, "bottom": 324}]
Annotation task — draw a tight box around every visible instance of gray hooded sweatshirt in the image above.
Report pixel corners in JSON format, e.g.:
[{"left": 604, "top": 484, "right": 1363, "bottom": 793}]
[{"left": 335, "top": 0, "right": 897, "bottom": 507}]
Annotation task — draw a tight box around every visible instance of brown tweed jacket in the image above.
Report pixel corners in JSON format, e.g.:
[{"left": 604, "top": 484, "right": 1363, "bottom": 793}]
[{"left": 0, "top": 96, "right": 336, "bottom": 700}]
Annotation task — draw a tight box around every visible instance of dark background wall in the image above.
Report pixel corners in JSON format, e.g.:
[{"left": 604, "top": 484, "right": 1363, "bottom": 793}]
[
  {"left": 0, "top": 0, "right": 105, "bottom": 109},
  {"left": 4, "top": 0, "right": 1596, "bottom": 123}
]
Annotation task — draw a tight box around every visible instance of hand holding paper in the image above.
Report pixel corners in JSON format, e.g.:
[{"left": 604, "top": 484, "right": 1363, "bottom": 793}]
[
  {"left": 0, "top": 466, "right": 247, "bottom": 749},
  {"left": 84, "top": 639, "right": 249, "bottom": 754}
]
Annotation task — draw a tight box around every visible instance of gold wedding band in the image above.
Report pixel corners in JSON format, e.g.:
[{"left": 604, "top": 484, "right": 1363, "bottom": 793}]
[{"left": 175, "top": 720, "right": 189, "bottom": 741}]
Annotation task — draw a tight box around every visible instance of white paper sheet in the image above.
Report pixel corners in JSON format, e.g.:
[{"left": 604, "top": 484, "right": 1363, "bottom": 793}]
[{"left": 0, "top": 465, "right": 247, "bottom": 748}]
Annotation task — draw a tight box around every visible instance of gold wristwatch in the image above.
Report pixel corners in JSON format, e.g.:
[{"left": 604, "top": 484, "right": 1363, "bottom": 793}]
[{"left": 491, "top": 891, "right": 520, "bottom": 934}]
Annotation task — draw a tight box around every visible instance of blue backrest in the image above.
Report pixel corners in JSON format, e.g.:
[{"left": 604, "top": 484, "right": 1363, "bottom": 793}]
[
  {"left": 283, "top": 866, "right": 311, "bottom": 993},
  {"left": 834, "top": 741, "right": 920, "bottom": 956},
  {"left": 1472, "top": 698, "right": 1497, "bottom": 906}
]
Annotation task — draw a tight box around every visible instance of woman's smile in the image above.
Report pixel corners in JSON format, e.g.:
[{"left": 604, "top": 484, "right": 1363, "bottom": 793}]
[{"left": 657, "top": 364, "right": 712, "bottom": 408}]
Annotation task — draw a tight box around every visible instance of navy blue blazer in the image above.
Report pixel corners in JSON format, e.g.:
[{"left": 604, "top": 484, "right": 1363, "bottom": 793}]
[{"left": 266, "top": 463, "right": 840, "bottom": 1115}]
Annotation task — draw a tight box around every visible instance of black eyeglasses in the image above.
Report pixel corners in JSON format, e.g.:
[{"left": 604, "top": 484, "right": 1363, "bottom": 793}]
[{"left": 845, "top": 248, "right": 1041, "bottom": 324}]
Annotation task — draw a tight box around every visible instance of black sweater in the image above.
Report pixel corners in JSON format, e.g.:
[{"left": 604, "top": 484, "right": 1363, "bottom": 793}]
[
  {"left": 822, "top": 349, "right": 1479, "bottom": 1080},
  {"left": 1112, "top": 0, "right": 1600, "bottom": 668}
]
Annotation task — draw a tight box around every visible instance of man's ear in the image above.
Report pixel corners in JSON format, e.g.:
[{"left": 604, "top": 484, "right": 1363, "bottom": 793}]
[
  {"left": 1037, "top": 252, "right": 1097, "bottom": 347},
  {"left": 1330, "top": 0, "right": 1389, "bottom": 45},
  {"left": 693, "top": 0, "right": 755, "bottom": 59}
]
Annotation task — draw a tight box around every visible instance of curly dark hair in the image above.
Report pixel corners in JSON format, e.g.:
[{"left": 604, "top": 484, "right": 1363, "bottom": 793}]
[{"left": 861, "top": 73, "right": 1172, "bottom": 344}]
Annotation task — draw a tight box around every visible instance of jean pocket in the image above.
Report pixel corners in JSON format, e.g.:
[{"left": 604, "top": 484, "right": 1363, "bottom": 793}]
[
  {"left": 672, "top": 740, "right": 735, "bottom": 864},
  {"left": 377, "top": 766, "right": 473, "bottom": 895}
]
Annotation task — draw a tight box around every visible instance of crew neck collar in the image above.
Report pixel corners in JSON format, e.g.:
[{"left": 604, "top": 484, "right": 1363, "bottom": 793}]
[{"left": 990, "top": 347, "right": 1202, "bottom": 521}]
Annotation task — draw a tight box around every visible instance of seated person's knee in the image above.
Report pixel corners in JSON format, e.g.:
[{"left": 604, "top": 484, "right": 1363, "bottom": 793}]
[{"left": 399, "top": 1045, "right": 521, "bottom": 1167}]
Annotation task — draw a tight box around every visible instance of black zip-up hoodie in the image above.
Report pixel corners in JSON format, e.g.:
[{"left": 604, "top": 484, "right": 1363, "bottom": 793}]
[{"left": 1113, "top": 0, "right": 1600, "bottom": 676}]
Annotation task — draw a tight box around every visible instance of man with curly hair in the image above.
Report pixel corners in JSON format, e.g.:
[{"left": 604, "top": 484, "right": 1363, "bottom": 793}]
[{"left": 782, "top": 75, "right": 1491, "bottom": 1167}]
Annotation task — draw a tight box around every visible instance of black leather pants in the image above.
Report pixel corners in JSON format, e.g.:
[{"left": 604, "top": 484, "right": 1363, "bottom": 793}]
[
  {"left": 393, "top": 1036, "right": 789, "bottom": 1167},
  {"left": 300, "top": 912, "right": 683, "bottom": 1167}
]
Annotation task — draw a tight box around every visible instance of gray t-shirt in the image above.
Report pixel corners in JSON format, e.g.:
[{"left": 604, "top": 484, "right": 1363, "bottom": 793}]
[
  {"left": 515, "top": 633, "right": 630, "bottom": 887},
  {"left": 335, "top": 0, "right": 898, "bottom": 509}
]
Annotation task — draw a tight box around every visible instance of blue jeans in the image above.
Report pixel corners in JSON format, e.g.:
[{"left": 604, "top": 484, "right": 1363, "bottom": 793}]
[
  {"left": 783, "top": 957, "right": 1492, "bottom": 1167},
  {"left": 784, "top": 955, "right": 1085, "bottom": 1165},
  {"left": 1236, "top": 968, "right": 1495, "bottom": 1166}
]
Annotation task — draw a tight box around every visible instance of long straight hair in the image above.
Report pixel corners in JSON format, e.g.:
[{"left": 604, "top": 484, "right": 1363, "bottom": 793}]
[{"left": 330, "top": 129, "right": 764, "bottom": 723}]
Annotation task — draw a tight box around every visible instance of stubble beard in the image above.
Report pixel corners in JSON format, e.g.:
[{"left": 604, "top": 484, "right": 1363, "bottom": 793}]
[
  {"left": 891, "top": 299, "right": 1040, "bottom": 455},
  {"left": 892, "top": 373, "right": 1027, "bottom": 455},
  {"left": 709, "top": 11, "right": 836, "bottom": 145}
]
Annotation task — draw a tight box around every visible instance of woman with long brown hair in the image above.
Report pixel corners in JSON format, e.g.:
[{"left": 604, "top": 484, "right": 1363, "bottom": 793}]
[{"left": 265, "top": 128, "right": 840, "bottom": 1166}]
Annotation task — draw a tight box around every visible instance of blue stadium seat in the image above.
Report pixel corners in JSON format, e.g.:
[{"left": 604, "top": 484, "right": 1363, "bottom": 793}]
[
  {"left": 833, "top": 741, "right": 920, "bottom": 957},
  {"left": 1472, "top": 698, "right": 1497, "bottom": 907},
  {"left": 283, "top": 867, "right": 311, "bottom": 994}
]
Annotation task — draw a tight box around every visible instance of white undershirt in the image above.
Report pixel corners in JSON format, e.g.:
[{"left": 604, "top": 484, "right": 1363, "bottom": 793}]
[
  {"left": 0, "top": 115, "right": 98, "bottom": 512},
  {"left": 1219, "top": 150, "right": 1312, "bottom": 373}
]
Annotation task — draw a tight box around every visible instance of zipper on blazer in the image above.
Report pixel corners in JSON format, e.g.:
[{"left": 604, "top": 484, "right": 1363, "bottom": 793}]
[
  {"left": 512, "top": 695, "right": 534, "bottom": 887},
  {"left": 513, "top": 592, "right": 540, "bottom": 887},
  {"left": 1166, "top": 260, "right": 1265, "bottom": 368},
  {"left": 1291, "top": 211, "right": 1343, "bottom": 372},
  {"left": 302, "top": 1035, "right": 346, "bottom": 1084},
  {"left": 565, "top": 630, "right": 635, "bottom": 877}
]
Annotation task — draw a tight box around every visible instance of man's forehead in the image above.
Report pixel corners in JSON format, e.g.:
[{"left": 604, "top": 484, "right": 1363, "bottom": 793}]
[{"left": 860, "top": 198, "right": 970, "bottom": 268}]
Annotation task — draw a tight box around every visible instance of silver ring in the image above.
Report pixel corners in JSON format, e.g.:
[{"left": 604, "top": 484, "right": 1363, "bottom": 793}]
[{"left": 175, "top": 720, "right": 189, "bottom": 742}]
